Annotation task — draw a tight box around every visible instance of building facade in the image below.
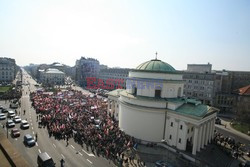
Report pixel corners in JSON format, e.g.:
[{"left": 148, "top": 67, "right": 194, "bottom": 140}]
[
  {"left": 75, "top": 57, "right": 100, "bottom": 87},
  {"left": 108, "top": 59, "right": 218, "bottom": 155},
  {"left": 0, "top": 57, "right": 16, "bottom": 83},
  {"left": 98, "top": 68, "right": 131, "bottom": 89},
  {"left": 40, "top": 68, "right": 65, "bottom": 86},
  {"left": 183, "top": 64, "right": 222, "bottom": 106}
]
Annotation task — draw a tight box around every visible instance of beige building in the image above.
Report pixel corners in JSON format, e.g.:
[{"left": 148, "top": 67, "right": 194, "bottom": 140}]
[
  {"left": 0, "top": 57, "right": 16, "bottom": 83},
  {"left": 40, "top": 68, "right": 65, "bottom": 86},
  {"left": 108, "top": 59, "right": 218, "bottom": 155}
]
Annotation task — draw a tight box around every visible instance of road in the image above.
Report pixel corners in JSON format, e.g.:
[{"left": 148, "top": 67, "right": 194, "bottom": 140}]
[{"left": 0, "top": 69, "right": 115, "bottom": 167}]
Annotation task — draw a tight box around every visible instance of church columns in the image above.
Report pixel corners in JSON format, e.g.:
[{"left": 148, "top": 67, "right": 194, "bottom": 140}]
[
  {"left": 205, "top": 121, "right": 210, "bottom": 145},
  {"left": 192, "top": 127, "right": 199, "bottom": 155},
  {"left": 197, "top": 124, "right": 202, "bottom": 152},
  {"left": 201, "top": 123, "right": 206, "bottom": 149}
]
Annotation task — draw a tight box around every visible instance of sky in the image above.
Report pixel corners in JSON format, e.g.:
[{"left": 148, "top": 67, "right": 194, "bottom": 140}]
[{"left": 0, "top": 0, "right": 249, "bottom": 71}]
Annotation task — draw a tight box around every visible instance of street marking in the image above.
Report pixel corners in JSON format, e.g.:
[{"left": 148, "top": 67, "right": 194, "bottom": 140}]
[
  {"left": 82, "top": 149, "right": 95, "bottom": 157},
  {"left": 53, "top": 144, "right": 56, "bottom": 148},
  {"left": 38, "top": 149, "right": 41, "bottom": 153},
  {"left": 15, "top": 138, "right": 17, "bottom": 141},
  {"left": 32, "top": 131, "right": 34, "bottom": 134},
  {"left": 36, "top": 142, "right": 38, "bottom": 146},
  {"left": 87, "top": 159, "right": 92, "bottom": 164},
  {"left": 79, "top": 152, "right": 83, "bottom": 156},
  {"left": 31, "top": 127, "right": 33, "bottom": 130},
  {"left": 71, "top": 145, "right": 75, "bottom": 149},
  {"left": 61, "top": 154, "right": 65, "bottom": 159}
]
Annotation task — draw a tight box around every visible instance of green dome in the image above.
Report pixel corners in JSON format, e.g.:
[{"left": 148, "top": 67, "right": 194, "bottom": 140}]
[{"left": 136, "top": 59, "right": 176, "bottom": 72}]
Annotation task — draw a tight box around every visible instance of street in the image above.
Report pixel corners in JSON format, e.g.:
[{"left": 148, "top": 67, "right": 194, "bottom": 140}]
[{"left": 0, "top": 69, "right": 115, "bottom": 167}]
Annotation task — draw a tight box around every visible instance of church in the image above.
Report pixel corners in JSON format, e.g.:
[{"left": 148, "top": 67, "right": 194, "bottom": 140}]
[{"left": 107, "top": 58, "right": 218, "bottom": 155}]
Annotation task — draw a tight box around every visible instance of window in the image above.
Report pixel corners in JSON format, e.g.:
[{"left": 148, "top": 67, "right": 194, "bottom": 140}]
[
  {"left": 180, "top": 125, "right": 183, "bottom": 130},
  {"left": 155, "top": 89, "right": 161, "bottom": 98},
  {"left": 169, "top": 135, "right": 172, "bottom": 139},
  {"left": 191, "top": 127, "right": 194, "bottom": 132},
  {"left": 179, "top": 138, "right": 181, "bottom": 143},
  {"left": 170, "top": 122, "right": 173, "bottom": 127},
  {"left": 187, "top": 129, "right": 189, "bottom": 134}
]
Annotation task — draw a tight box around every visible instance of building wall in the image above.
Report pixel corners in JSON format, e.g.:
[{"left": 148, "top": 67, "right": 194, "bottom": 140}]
[
  {"left": 41, "top": 70, "right": 65, "bottom": 85},
  {"left": 0, "top": 57, "right": 16, "bottom": 83},
  {"left": 119, "top": 101, "right": 166, "bottom": 142},
  {"left": 75, "top": 57, "right": 100, "bottom": 87},
  {"left": 98, "top": 68, "right": 131, "bottom": 89},
  {"left": 187, "top": 64, "right": 212, "bottom": 73}
]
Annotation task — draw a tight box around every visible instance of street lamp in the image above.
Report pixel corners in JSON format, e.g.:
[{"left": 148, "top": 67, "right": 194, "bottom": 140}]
[{"left": 161, "top": 139, "right": 170, "bottom": 161}]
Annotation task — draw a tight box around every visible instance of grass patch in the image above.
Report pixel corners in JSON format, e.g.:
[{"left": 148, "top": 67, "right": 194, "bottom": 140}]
[
  {"left": 231, "top": 122, "right": 250, "bottom": 135},
  {"left": 0, "top": 86, "right": 11, "bottom": 93}
]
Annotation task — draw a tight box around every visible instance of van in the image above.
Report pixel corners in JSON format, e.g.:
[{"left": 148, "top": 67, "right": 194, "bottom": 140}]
[{"left": 37, "top": 152, "right": 55, "bottom": 167}]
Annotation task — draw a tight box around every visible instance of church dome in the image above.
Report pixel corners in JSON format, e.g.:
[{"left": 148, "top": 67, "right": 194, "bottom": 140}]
[{"left": 136, "top": 59, "right": 176, "bottom": 72}]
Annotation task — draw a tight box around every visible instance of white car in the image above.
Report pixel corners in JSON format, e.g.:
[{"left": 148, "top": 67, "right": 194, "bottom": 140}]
[
  {"left": 6, "top": 120, "right": 15, "bottom": 128},
  {"left": 7, "top": 110, "right": 16, "bottom": 118},
  {"left": 20, "top": 120, "right": 29, "bottom": 129},
  {"left": 0, "top": 113, "right": 6, "bottom": 120},
  {"left": 13, "top": 116, "right": 22, "bottom": 123}
]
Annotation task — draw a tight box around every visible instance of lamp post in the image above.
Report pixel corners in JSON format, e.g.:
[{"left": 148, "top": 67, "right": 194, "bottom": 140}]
[{"left": 161, "top": 139, "right": 170, "bottom": 161}]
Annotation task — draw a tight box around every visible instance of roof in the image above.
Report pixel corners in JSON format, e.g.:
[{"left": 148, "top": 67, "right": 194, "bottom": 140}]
[
  {"left": 45, "top": 68, "right": 64, "bottom": 74},
  {"left": 136, "top": 59, "right": 176, "bottom": 73},
  {"left": 237, "top": 85, "right": 250, "bottom": 96},
  {"left": 175, "top": 103, "right": 212, "bottom": 118}
]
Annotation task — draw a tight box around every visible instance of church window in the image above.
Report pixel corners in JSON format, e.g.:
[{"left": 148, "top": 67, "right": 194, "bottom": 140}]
[
  {"left": 169, "top": 135, "right": 172, "bottom": 139},
  {"left": 170, "top": 122, "right": 173, "bottom": 127},
  {"left": 179, "top": 138, "right": 181, "bottom": 143},
  {"left": 180, "top": 125, "right": 183, "bottom": 130}
]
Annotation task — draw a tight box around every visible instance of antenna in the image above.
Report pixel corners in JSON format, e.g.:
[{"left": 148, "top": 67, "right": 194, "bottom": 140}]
[{"left": 155, "top": 52, "right": 158, "bottom": 60}]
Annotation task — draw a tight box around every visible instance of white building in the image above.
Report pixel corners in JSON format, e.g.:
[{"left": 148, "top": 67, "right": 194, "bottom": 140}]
[
  {"left": 0, "top": 57, "right": 16, "bottom": 83},
  {"left": 108, "top": 59, "right": 218, "bottom": 155},
  {"left": 40, "top": 68, "right": 65, "bottom": 85}
]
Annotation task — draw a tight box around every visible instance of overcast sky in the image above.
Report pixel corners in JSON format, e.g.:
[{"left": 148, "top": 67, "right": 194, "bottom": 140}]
[{"left": 0, "top": 0, "right": 249, "bottom": 71}]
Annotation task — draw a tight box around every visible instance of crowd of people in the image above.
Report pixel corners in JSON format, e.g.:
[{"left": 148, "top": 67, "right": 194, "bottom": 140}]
[
  {"left": 30, "top": 89, "right": 140, "bottom": 166},
  {"left": 213, "top": 130, "right": 245, "bottom": 159}
]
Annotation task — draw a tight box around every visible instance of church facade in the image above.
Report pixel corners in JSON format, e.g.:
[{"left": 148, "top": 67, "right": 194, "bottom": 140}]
[{"left": 108, "top": 59, "right": 218, "bottom": 155}]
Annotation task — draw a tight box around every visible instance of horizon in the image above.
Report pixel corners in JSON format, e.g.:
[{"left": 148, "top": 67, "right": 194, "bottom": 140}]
[{"left": 0, "top": 0, "right": 249, "bottom": 71}]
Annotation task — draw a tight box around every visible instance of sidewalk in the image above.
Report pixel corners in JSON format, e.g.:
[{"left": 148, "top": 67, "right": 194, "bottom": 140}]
[{"left": 217, "top": 119, "right": 250, "bottom": 142}]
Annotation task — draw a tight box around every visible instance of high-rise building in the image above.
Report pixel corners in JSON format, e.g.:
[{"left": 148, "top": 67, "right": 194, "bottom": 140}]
[
  {"left": 75, "top": 57, "right": 100, "bottom": 87},
  {"left": 183, "top": 64, "right": 222, "bottom": 106},
  {"left": 0, "top": 57, "right": 17, "bottom": 83}
]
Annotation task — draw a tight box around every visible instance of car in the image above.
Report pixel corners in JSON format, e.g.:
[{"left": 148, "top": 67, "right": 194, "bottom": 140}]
[
  {"left": 0, "top": 113, "right": 6, "bottom": 120},
  {"left": 7, "top": 110, "right": 16, "bottom": 118},
  {"left": 155, "top": 160, "right": 174, "bottom": 167},
  {"left": 10, "top": 103, "right": 18, "bottom": 109},
  {"left": 37, "top": 152, "right": 56, "bottom": 167},
  {"left": 6, "top": 120, "right": 15, "bottom": 128},
  {"left": 215, "top": 117, "right": 221, "bottom": 125},
  {"left": 1, "top": 108, "right": 8, "bottom": 113},
  {"left": 11, "top": 128, "right": 20, "bottom": 138},
  {"left": 20, "top": 120, "right": 29, "bottom": 129},
  {"left": 24, "top": 134, "right": 35, "bottom": 147},
  {"left": 13, "top": 116, "right": 22, "bottom": 123}
]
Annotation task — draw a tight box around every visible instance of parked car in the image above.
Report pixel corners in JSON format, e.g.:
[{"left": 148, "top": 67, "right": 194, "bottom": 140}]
[
  {"left": 7, "top": 110, "right": 16, "bottom": 118},
  {"left": 0, "top": 113, "right": 6, "bottom": 120},
  {"left": 10, "top": 103, "right": 18, "bottom": 109},
  {"left": 13, "top": 116, "right": 22, "bottom": 123},
  {"left": 20, "top": 120, "right": 29, "bottom": 129},
  {"left": 24, "top": 134, "right": 35, "bottom": 147},
  {"left": 37, "top": 152, "right": 56, "bottom": 167},
  {"left": 2, "top": 108, "right": 8, "bottom": 113},
  {"left": 6, "top": 120, "right": 15, "bottom": 128},
  {"left": 11, "top": 128, "right": 20, "bottom": 138}
]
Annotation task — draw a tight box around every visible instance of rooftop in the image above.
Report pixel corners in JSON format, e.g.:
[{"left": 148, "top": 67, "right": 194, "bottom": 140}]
[
  {"left": 45, "top": 68, "right": 64, "bottom": 74},
  {"left": 135, "top": 59, "right": 176, "bottom": 73},
  {"left": 237, "top": 85, "right": 250, "bottom": 96}
]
